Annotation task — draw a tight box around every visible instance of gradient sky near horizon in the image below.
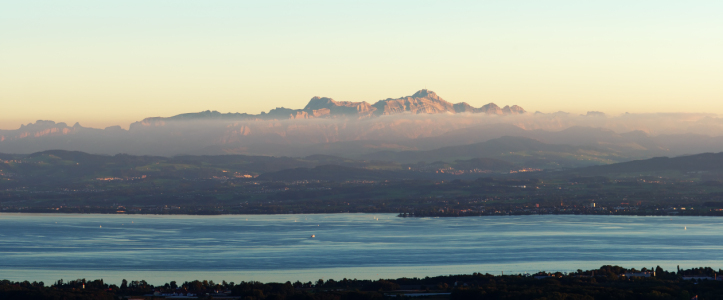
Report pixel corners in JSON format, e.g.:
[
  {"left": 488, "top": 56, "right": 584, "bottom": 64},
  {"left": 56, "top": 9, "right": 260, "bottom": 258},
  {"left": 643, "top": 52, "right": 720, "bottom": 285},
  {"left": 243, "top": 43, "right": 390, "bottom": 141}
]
[{"left": 1, "top": 1, "right": 722, "bottom": 129}]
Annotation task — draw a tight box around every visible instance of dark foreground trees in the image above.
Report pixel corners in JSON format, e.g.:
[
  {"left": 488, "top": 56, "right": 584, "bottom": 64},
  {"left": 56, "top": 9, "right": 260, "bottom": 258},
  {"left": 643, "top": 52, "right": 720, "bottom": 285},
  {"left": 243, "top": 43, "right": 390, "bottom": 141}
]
[
  {"left": 3, "top": 266, "right": 723, "bottom": 299},
  {"left": 0, "top": 279, "right": 114, "bottom": 300}
]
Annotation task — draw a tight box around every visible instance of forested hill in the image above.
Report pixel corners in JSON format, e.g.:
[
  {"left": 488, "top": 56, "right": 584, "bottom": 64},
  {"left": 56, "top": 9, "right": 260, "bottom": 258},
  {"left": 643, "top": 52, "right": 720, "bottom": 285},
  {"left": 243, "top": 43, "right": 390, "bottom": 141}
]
[
  {"left": 361, "top": 136, "right": 627, "bottom": 168},
  {"left": 565, "top": 152, "right": 723, "bottom": 176}
]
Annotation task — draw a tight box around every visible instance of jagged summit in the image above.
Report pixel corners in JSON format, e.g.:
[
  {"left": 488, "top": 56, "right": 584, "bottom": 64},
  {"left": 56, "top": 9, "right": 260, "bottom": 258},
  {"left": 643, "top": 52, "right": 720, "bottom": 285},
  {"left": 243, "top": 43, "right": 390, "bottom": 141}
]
[
  {"left": 303, "top": 97, "right": 337, "bottom": 111},
  {"left": 411, "top": 89, "right": 439, "bottom": 99}
]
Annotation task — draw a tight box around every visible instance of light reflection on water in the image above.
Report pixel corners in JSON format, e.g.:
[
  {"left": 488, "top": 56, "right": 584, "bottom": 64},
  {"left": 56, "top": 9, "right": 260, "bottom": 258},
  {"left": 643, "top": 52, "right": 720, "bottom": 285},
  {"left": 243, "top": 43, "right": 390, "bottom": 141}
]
[{"left": 0, "top": 213, "right": 722, "bottom": 284}]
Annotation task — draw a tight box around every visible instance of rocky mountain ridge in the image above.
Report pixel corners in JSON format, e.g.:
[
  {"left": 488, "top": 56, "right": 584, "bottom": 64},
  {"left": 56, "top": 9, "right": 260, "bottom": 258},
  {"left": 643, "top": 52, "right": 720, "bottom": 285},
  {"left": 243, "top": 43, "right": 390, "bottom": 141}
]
[
  {"left": 137, "top": 89, "right": 525, "bottom": 125},
  {"left": 293, "top": 89, "right": 526, "bottom": 117}
]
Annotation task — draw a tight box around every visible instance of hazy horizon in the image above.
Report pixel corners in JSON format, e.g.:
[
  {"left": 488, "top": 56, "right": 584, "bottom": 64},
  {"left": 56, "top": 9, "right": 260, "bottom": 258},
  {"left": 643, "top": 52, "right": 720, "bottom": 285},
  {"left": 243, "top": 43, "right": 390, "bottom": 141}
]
[
  {"left": 2, "top": 88, "right": 722, "bottom": 131},
  {"left": 3, "top": 1, "right": 723, "bottom": 129}
]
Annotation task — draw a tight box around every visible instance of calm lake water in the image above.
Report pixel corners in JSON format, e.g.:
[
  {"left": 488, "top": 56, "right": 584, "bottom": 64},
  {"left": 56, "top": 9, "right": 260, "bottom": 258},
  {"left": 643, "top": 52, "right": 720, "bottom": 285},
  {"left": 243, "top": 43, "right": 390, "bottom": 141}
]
[{"left": 1, "top": 213, "right": 722, "bottom": 284}]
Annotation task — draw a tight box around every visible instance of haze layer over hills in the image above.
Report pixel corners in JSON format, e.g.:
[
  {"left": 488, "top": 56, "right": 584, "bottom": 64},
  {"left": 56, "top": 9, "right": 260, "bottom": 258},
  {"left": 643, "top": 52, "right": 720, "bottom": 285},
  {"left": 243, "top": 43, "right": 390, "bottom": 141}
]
[
  {"left": 2, "top": 90, "right": 723, "bottom": 162},
  {"left": 4, "top": 88, "right": 723, "bottom": 213}
]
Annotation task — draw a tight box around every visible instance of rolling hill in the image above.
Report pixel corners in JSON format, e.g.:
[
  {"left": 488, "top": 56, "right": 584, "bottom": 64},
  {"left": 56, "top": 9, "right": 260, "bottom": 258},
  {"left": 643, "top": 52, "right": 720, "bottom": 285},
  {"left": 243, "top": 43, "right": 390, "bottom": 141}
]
[
  {"left": 361, "top": 136, "right": 629, "bottom": 169},
  {"left": 565, "top": 152, "right": 723, "bottom": 177}
]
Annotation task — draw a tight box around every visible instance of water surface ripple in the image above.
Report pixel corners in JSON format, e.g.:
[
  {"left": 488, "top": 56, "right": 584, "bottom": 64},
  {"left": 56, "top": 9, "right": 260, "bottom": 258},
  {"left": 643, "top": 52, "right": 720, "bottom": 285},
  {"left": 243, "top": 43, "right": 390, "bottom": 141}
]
[{"left": 0, "top": 213, "right": 721, "bottom": 283}]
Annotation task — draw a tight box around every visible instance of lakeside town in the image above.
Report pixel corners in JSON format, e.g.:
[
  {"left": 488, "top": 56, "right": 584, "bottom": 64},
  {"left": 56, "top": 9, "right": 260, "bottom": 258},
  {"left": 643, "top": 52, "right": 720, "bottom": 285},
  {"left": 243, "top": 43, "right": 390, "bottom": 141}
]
[{"left": 3, "top": 200, "right": 723, "bottom": 218}]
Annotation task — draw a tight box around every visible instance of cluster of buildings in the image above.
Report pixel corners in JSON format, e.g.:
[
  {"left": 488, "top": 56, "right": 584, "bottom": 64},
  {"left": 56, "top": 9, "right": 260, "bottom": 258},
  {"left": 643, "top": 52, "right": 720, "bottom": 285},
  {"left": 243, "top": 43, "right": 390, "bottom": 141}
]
[
  {"left": 509, "top": 168, "right": 543, "bottom": 174},
  {"left": 95, "top": 175, "right": 147, "bottom": 181}
]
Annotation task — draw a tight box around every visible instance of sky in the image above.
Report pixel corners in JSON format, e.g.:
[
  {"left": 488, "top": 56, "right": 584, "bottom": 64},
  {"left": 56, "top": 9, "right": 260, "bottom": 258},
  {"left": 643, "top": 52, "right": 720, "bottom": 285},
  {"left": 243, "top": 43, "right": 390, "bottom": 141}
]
[{"left": 1, "top": 1, "right": 722, "bottom": 129}]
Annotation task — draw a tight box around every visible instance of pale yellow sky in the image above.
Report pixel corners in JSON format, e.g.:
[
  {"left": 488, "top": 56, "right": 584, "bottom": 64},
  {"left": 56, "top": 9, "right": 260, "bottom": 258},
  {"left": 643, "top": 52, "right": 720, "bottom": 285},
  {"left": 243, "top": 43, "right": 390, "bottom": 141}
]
[{"left": 1, "top": 1, "right": 722, "bottom": 129}]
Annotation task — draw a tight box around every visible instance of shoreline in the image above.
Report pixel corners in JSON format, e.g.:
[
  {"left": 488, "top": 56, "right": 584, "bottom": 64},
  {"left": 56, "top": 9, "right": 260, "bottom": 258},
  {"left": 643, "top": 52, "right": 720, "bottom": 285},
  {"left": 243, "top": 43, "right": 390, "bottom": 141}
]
[
  {"left": 1, "top": 209, "right": 722, "bottom": 217},
  {"left": 1, "top": 263, "right": 721, "bottom": 286}
]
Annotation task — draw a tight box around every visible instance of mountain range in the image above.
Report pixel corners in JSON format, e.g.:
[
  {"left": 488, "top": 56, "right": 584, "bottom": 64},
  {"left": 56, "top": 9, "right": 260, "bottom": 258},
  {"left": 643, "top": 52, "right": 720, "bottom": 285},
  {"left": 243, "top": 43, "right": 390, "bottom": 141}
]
[{"left": 137, "top": 89, "right": 525, "bottom": 124}]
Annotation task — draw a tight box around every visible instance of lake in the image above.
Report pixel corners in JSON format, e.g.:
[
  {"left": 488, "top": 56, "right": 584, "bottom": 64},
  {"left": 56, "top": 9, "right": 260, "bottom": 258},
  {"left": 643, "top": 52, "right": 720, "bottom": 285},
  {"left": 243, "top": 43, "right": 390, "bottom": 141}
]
[{"left": 1, "top": 213, "right": 722, "bottom": 285}]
